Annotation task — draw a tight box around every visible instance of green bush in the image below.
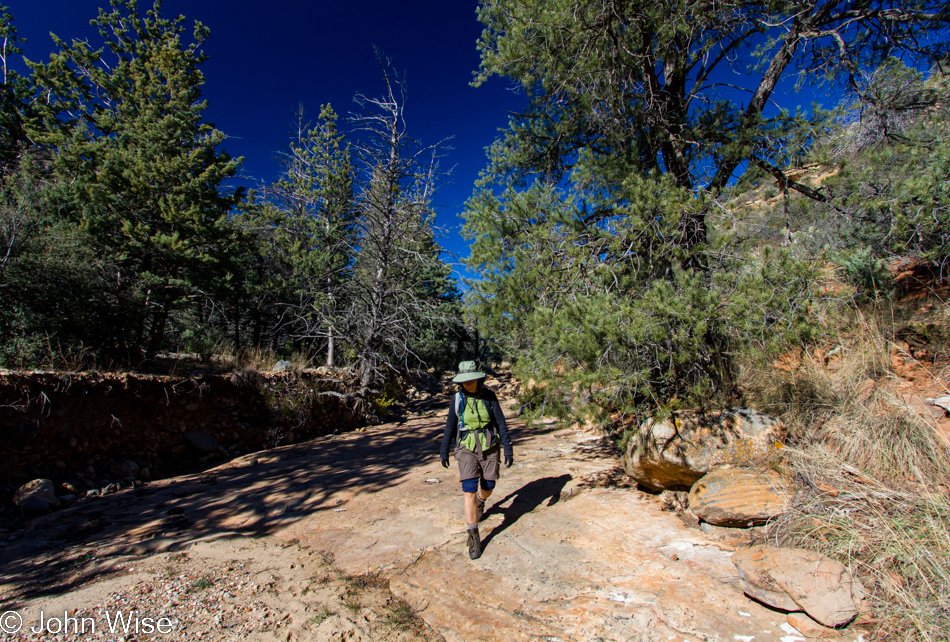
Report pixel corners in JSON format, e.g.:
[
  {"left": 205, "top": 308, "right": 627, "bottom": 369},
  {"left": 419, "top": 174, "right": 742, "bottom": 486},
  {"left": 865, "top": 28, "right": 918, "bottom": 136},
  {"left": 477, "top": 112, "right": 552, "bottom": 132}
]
[{"left": 835, "top": 247, "right": 894, "bottom": 300}]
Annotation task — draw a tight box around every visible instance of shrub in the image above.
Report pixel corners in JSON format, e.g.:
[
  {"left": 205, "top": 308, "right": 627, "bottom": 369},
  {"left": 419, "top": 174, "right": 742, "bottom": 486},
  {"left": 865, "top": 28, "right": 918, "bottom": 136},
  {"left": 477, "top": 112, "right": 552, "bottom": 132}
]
[{"left": 741, "top": 306, "right": 950, "bottom": 639}]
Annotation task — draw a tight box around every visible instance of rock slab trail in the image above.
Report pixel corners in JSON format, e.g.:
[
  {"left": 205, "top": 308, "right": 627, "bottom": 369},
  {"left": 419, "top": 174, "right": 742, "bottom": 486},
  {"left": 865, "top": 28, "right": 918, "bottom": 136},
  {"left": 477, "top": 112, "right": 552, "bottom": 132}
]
[
  {"left": 280, "top": 407, "right": 854, "bottom": 642},
  {"left": 1, "top": 401, "right": 864, "bottom": 641}
]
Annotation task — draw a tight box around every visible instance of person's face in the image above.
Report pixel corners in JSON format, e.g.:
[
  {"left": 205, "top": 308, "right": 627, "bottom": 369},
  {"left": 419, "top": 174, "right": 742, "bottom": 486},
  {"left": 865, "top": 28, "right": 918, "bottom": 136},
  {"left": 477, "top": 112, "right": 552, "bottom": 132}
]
[{"left": 461, "top": 378, "right": 482, "bottom": 394}]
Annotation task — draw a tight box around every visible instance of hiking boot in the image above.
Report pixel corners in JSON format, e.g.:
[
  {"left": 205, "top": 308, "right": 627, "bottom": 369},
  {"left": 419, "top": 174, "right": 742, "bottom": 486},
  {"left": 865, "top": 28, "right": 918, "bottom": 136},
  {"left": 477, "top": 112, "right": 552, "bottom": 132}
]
[
  {"left": 475, "top": 494, "right": 486, "bottom": 522},
  {"left": 467, "top": 527, "right": 481, "bottom": 560}
]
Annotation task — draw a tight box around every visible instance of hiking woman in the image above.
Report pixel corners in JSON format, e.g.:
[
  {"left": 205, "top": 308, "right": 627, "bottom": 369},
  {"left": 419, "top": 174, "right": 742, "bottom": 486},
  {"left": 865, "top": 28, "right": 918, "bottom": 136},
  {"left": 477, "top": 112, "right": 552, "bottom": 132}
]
[{"left": 440, "top": 361, "right": 514, "bottom": 559}]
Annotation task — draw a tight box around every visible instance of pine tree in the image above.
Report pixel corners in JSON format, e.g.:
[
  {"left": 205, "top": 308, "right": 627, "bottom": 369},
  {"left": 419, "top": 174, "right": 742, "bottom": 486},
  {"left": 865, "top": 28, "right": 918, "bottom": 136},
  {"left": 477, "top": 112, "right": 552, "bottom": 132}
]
[
  {"left": 804, "top": 60, "right": 950, "bottom": 282},
  {"left": 245, "top": 104, "right": 358, "bottom": 364},
  {"left": 460, "top": 0, "right": 933, "bottom": 416},
  {"left": 26, "top": 0, "right": 244, "bottom": 359},
  {"left": 0, "top": 4, "right": 33, "bottom": 173}
]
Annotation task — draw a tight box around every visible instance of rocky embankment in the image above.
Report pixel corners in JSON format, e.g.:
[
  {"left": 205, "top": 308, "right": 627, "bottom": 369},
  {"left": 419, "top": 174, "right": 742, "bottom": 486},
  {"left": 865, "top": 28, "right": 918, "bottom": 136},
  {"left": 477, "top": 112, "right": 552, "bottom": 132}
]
[{"left": 0, "top": 369, "right": 366, "bottom": 514}]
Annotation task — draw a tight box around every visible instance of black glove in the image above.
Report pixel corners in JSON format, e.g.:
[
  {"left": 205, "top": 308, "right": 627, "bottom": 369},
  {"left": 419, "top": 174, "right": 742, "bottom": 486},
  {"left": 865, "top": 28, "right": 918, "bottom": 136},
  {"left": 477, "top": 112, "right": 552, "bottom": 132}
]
[
  {"left": 504, "top": 451, "right": 513, "bottom": 468},
  {"left": 440, "top": 456, "right": 449, "bottom": 468}
]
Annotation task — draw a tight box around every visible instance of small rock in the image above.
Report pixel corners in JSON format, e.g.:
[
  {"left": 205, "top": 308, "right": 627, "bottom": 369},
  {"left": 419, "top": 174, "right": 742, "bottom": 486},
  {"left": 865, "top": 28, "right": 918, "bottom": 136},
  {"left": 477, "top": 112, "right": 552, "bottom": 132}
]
[
  {"left": 855, "top": 379, "right": 876, "bottom": 402},
  {"left": 902, "top": 393, "right": 945, "bottom": 420},
  {"left": 20, "top": 498, "right": 51, "bottom": 516},
  {"left": 184, "top": 430, "right": 219, "bottom": 453},
  {"left": 59, "top": 494, "right": 78, "bottom": 507},
  {"left": 927, "top": 396, "right": 950, "bottom": 415},
  {"left": 13, "top": 479, "right": 59, "bottom": 508}
]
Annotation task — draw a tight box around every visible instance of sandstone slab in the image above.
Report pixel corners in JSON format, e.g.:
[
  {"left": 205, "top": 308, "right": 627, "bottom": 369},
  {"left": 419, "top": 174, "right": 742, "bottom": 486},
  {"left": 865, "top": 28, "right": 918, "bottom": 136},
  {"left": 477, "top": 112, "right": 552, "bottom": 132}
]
[
  {"left": 280, "top": 417, "right": 836, "bottom": 641},
  {"left": 624, "top": 407, "right": 785, "bottom": 490},
  {"left": 689, "top": 467, "right": 792, "bottom": 527},
  {"left": 0, "top": 406, "right": 867, "bottom": 642}
]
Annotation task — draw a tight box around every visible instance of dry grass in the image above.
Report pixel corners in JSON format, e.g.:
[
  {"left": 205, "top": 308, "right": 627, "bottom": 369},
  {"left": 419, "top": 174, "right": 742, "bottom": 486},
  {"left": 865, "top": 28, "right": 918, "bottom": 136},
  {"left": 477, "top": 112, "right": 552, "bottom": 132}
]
[
  {"left": 383, "top": 597, "right": 428, "bottom": 635},
  {"left": 740, "top": 305, "right": 950, "bottom": 640},
  {"left": 225, "top": 345, "right": 313, "bottom": 372}
]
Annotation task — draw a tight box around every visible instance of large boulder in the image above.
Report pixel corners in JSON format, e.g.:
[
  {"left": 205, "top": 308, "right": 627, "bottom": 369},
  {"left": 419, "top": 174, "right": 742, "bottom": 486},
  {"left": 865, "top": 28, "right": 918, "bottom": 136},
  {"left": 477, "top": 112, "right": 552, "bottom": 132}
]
[
  {"left": 689, "top": 467, "right": 792, "bottom": 527},
  {"left": 184, "top": 430, "right": 219, "bottom": 454},
  {"left": 19, "top": 498, "right": 52, "bottom": 516},
  {"left": 13, "top": 478, "right": 59, "bottom": 508},
  {"left": 623, "top": 408, "right": 784, "bottom": 490},
  {"left": 110, "top": 459, "right": 139, "bottom": 478},
  {"left": 732, "top": 546, "right": 865, "bottom": 627}
]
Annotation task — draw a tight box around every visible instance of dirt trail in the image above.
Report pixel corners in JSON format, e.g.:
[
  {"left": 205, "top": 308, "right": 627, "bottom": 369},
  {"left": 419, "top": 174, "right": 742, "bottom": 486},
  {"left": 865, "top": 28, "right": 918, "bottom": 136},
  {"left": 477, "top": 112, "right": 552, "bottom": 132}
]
[{"left": 1, "top": 402, "right": 863, "bottom": 641}]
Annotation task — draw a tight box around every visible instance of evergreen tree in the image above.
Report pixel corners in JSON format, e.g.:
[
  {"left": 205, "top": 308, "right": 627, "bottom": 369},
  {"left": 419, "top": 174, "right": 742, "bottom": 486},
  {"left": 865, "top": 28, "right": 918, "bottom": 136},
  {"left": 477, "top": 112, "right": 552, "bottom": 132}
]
[
  {"left": 0, "top": 158, "right": 133, "bottom": 367},
  {"left": 242, "top": 104, "right": 358, "bottom": 363},
  {"left": 465, "top": 169, "right": 817, "bottom": 418},
  {"left": 801, "top": 60, "right": 950, "bottom": 283},
  {"left": 0, "top": 4, "right": 32, "bottom": 174},
  {"left": 474, "top": 0, "right": 950, "bottom": 200},
  {"left": 461, "top": 0, "right": 932, "bottom": 417},
  {"left": 26, "top": 0, "right": 245, "bottom": 359}
]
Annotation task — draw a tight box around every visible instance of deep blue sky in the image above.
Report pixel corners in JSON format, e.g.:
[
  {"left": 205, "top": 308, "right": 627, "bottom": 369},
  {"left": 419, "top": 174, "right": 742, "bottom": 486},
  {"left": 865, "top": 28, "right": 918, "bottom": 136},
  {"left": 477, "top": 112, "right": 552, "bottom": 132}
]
[{"left": 6, "top": 0, "right": 525, "bottom": 279}]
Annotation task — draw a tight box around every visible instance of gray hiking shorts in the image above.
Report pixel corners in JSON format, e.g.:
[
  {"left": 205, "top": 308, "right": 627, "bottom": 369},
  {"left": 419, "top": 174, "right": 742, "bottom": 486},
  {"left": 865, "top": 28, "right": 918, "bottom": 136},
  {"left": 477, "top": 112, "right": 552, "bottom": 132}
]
[{"left": 455, "top": 445, "right": 500, "bottom": 482}]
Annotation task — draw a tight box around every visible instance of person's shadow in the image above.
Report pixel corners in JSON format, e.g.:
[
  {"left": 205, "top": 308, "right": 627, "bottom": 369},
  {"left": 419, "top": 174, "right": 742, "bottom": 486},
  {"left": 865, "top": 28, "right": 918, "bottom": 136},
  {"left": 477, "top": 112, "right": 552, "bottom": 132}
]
[{"left": 481, "top": 474, "right": 572, "bottom": 549}]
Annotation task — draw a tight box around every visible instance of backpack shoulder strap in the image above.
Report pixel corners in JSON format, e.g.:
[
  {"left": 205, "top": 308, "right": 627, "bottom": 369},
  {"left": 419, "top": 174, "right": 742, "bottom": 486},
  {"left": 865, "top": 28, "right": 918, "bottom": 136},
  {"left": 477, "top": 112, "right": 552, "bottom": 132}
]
[{"left": 455, "top": 392, "right": 465, "bottom": 429}]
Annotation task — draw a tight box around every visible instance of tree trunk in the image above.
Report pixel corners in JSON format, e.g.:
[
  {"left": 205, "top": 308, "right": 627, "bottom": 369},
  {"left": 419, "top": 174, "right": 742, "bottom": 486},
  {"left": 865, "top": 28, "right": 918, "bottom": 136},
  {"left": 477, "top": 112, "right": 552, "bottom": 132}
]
[
  {"left": 252, "top": 308, "right": 262, "bottom": 347},
  {"left": 233, "top": 304, "right": 240, "bottom": 352},
  {"left": 145, "top": 303, "right": 169, "bottom": 358}
]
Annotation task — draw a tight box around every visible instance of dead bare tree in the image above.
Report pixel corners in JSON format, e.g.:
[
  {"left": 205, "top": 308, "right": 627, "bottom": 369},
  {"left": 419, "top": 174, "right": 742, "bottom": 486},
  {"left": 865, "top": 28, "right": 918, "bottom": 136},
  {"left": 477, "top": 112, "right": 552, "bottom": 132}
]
[{"left": 346, "top": 52, "right": 455, "bottom": 390}]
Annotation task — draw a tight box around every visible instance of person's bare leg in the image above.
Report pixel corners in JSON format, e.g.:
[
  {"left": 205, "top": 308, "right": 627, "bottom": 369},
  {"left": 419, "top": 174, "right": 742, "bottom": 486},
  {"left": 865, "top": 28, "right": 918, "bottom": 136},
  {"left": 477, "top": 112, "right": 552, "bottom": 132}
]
[{"left": 464, "top": 491, "right": 478, "bottom": 525}]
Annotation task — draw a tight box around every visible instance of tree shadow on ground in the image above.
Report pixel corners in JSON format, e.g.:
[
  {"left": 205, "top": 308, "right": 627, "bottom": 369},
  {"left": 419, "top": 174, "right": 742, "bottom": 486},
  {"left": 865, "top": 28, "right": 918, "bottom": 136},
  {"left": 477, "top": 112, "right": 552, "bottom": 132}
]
[
  {"left": 480, "top": 474, "right": 572, "bottom": 550},
  {"left": 0, "top": 415, "right": 451, "bottom": 606},
  {"left": 0, "top": 411, "right": 571, "bottom": 607}
]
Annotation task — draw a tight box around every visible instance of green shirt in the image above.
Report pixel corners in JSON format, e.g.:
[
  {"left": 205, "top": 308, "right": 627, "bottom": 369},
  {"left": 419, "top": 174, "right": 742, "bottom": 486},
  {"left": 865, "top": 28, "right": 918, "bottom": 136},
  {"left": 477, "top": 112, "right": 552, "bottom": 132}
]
[{"left": 460, "top": 397, "right": 497, "bottom": 451}]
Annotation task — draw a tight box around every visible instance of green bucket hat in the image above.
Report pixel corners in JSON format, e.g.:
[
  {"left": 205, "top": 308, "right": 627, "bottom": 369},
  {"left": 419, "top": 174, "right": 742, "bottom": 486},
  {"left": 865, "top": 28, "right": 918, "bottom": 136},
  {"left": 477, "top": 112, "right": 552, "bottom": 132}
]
[{"left": 452, "top": 361, "right": 486, "bottom": 383}]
